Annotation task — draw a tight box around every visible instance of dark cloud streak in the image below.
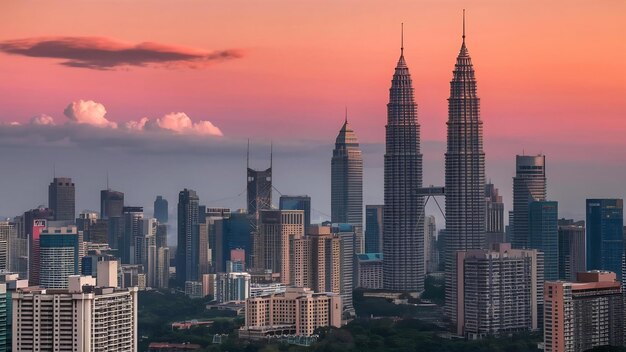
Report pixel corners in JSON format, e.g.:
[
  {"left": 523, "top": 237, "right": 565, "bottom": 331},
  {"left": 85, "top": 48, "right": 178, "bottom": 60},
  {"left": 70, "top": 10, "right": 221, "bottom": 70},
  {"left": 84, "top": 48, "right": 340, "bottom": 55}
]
[{"left": 0, "top": 36, "right": 242, "bottom": 70}]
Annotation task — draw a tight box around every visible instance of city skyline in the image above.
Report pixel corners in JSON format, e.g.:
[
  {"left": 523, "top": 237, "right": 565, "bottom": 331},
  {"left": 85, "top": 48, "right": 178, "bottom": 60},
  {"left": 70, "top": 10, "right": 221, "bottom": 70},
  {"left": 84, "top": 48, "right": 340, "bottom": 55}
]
[{"left": 1, "top": 1, "right": 625, "bottom": 229}]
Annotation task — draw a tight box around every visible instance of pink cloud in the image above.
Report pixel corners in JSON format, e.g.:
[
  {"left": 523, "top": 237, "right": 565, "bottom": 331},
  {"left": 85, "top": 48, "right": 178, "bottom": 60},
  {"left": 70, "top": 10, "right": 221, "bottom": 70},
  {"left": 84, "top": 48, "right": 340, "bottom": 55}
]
[{"left": 0, "top": 36, "right": 243, "bottom": 70}]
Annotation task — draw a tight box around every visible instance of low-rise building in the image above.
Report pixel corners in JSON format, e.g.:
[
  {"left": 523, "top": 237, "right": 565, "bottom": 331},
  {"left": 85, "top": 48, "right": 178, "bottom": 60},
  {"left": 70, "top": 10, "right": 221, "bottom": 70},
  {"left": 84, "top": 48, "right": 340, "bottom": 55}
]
[{"left": 240, "top": 287, "right": 342, "bottom": 339}]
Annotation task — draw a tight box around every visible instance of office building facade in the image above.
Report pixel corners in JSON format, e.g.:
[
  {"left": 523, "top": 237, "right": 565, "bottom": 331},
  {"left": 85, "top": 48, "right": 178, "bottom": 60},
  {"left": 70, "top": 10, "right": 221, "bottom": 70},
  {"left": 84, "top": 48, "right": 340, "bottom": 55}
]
[
  {"left": 252, "top": 210, "right": 304, "bottom": 284},
  {"left": 586, "top": 199, "right": 623, "bottom": 279},
  {"left": 48, "top": 177, "right": 75, "bottom": 221},
  {"left": 177, "top": 189, "right": 200, "bottom": 285},
  {"left": 280, "top": 195, "right": 312, "bottom": 231},
  {"left": 364, "top": 205, "right": 383, "bottom": 254},
  {"left": 558, "top": 219, "right": 586, "bottom": 281},
  {"left": 512, "top": 155, "right": 547, "bottom": 249},
  {"left": 331, "top": 119, "right": 363, "bottom": 252},
  {"left": 528, "top": 201, "right": 559, "bottom": 281}
]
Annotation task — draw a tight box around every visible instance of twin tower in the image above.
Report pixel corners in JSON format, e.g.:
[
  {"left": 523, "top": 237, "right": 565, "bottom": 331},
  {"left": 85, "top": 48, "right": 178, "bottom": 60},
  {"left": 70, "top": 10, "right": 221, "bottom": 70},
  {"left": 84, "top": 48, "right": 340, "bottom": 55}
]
[{"left": 384, "top": 16, "right": 485, "bottom": 301}]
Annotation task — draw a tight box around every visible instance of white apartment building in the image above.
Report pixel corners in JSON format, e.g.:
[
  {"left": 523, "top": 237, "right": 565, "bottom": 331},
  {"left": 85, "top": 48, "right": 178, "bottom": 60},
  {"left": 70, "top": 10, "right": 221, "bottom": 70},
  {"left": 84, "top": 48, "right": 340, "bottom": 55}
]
[{"left": 12, "top": 275, "right": 138, "bottom": 351}]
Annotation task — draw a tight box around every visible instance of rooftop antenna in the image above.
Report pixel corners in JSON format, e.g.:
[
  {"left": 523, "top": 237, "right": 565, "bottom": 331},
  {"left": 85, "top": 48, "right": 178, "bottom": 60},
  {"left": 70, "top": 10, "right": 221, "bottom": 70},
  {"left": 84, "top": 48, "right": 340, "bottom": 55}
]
[
  {"left": 270, "top": 141, "right": 273, "bottom": 169},
  {"left": 53, "top": 162, "right": 56, "bottom": 179},
  {"left": 345, "top": 106, "right": 348, "bottom": 124},
  {"left": 401, "top": 22, "right": 404, "bottom": 54},
  {"left": 246, "top": 139, "right": 250, "bottom": 169},
  {"left": 462, "top": 9, "right": 466, "bottom": 44},
  {"left": 106, "top": 170, "right": 109, "bottom": 190}
]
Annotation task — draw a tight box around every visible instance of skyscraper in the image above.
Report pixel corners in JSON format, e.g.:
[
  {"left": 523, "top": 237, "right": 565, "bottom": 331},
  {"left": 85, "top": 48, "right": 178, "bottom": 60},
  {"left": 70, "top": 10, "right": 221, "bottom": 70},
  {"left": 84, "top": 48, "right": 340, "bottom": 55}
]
[
  {"left": 252, "top": 209, "right": 304, "bottom": 284},
  {"left": 445, "top": 16, "right": 486, "bottom": 321},
  {"left": 383, "top": 30, "right": 424, "bottom": 292},
  {"left": 121, "top": 207, "right": 143, "bottom": 265},
  {"left": 100, "top": 189, "right": 124, "bottom": 219},
  {"left": 39, "top": 226, "right": 80, "bottom": 289},
  {"left": 153, "top": 195, "right": 168, "bottom": 224},
  {"left": 279, "top": 195, "right": 312, "bottom": 230},
  {"left": 529, "top": 201, "right": 559, "bottom": 281},
  {"left": 48, "top": 177, "right": 75, "bottom": 221},
  {"left": 364, "top": 205, "right": 383, "bottom": 254},
  {"left": 558, "top": 219, "right": 586, "bottom": 281},
  {"left": 247, "top": 146, "right": 272, "bottom": 218},
  {"left": 586, "top": 199, "right": 623, "bottom": 278},
  {"left": 485, "top": 182, "right": 505, "bottom": 246},
  {"left": 331, "top": 117, "right": 363, "bottom": 252},
  {"left": 177, "top": 189, "right": 200, "bottom": 285},
  {"left": 512, "top": 155, "right": 546, "bottom": 249}
]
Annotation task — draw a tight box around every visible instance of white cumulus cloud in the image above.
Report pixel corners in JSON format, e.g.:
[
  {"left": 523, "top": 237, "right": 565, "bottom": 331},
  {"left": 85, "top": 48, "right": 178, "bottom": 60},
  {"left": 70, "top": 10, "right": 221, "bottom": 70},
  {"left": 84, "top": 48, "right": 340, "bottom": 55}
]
[
  {"left": 63, "top": 100, "right": 117, "bottom": 128},
  {"left": 145, "top": 112, "right": 223, "bottom": 136},
  {"left": 30, "top": 114, "right": 55, "bottom": 125}
]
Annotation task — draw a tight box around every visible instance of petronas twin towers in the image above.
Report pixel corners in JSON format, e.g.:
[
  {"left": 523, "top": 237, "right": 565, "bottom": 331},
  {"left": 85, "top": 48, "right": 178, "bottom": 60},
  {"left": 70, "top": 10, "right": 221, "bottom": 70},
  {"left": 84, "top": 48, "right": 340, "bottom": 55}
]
[{"left": 383, "top": 16, "right": 485, "bottom": 295}]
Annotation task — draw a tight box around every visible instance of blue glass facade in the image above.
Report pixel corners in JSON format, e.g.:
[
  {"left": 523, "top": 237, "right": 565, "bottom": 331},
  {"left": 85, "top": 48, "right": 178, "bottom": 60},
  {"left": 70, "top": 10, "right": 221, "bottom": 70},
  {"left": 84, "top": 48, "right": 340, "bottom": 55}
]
[
  {"left": 586, "top": 199, "right": 624, "bottom": 279},
  {"left": 529, "top": 201, "right": 559, "bottom": 280}
]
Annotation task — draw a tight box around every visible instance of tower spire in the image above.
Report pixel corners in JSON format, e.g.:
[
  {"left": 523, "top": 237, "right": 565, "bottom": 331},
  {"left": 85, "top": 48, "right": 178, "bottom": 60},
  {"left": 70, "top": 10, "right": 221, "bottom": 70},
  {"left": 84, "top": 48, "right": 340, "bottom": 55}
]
[
  {"left": 345, "top": 106, "right": 348, "bottom": 124},
  {"left": 246, "top": 139, "right": 250, "bottom": 169},
  {"left": 270, "top": 141, "right": 273, "bottom": 169},
  {"left": 401, "top": 22, "right": 404, "bottom": 55},
  {"left": 462, "top": 9, "right": 466, "bottom": 44}
]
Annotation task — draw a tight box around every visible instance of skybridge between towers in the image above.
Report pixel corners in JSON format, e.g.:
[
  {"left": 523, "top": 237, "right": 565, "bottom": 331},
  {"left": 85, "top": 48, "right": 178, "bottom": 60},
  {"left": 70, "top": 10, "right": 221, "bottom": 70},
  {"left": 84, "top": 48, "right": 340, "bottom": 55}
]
[{"left": 417, "top": 186, "right": 446, "bottom": 220}]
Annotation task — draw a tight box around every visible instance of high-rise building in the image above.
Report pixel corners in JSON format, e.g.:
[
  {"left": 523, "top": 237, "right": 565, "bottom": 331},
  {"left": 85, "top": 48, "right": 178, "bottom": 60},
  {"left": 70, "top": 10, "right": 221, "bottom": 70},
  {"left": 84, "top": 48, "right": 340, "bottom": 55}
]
[
  {"left": 156, "top": 223, "right": 167, "bottom": 248},
  {"left": 383, "top": 33, "right": 424, "bottom": 292},
  {"left": 12, "top": 276, "right": 138, "bottom": 351},
  {"left": 290, "top": 225, "right": 342, "bottom": 306},
  {"left": 121, "top": 207, "right": 144, "bottom": 265},
  {"left": 364, "top": 205, "right": 383, "bottom": 254},
  {"left": 100, "top": 189, "right": 124, "bottom": 219},
  {"left": 0, "top": 222, "right": 11, "bottom": 271},
  {"left": 240, "top": 287, "right": 342, "bottom": 339},
  {"left": 424, "top": 215, "right": 438, "bottom": 273},
  {"left": 48, "top": 177, "right": 75, "bottom": 221},
  {"left": 512, "top": 155, "right": 546, "bottom": 249},
  {"left": 289, "top": 222, "right": 356, "bottom": 314},
  {"left": 27, "top": 216, "right": 49, "bottom": 285},
  {"left": 456, "top": 243, "right": 543, "bottom": 338},
  {"left": 445, "top": 21, "right": 486, "bottom": 323},
  {"left": 331, "top": 118, "right": 363, "bottom": 252},
  {"left": 356, "top": 253, "right": 383, "bottom": 289},
  {"left": 280, "top": 195, "right": 312, "bottom": 231},
  {"left": 332, "top": 223, "right": 357, "bottom": 314},
  {"left": 528, "top": 201, "right": 559, "bottom": 281},
  {"left": 558, "top": 219, "right": 586, "bottom": 281},
  {"left": 485, "top": 182, "right": 505, "bottom": 246},
  {"left": 247, "top": 148, "right": 272, "bottom": 218},
  {"left": 544, "top": 271, "right": 624, "bottom": 352},
  {"left": 215, "top": 272, "right": 251, "bottom": 303},
  {"left": 153, "top": 195, "right": 168, "bottom": 224},
  {"left": 177, "top": 189, "right": 200, "bottom": 285},
  {"left": 39, "top": 226, "right": 80, "bottom": 289},
  {"left": 198, "top": 206, "right": 211, "bottom": 276},
  {"left": 1, "top": 273, "right": 28, "bottom": 350},
  {"left": 252, "top": 209, "right": 304, "bottom": 284},
  {"left": 157, "top": 246, "right": 170, "bottom": 288},
  {"left": 76, "top": 211, "right": 98, "bottom": 242},
  {"left": 586, "top": 199, "right": 623, "bottom": 278},
  {"left": 212, "top": 208, "right": 241, "bottom": 272}
]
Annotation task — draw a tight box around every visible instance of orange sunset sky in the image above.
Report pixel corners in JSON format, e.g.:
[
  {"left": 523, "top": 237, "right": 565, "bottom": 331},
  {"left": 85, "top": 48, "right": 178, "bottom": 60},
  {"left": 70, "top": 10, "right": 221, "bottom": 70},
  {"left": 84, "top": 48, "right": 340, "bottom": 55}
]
[{"left": 0, "top": 0, "right": 624, "bottom": 221}]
